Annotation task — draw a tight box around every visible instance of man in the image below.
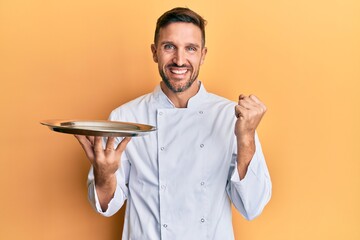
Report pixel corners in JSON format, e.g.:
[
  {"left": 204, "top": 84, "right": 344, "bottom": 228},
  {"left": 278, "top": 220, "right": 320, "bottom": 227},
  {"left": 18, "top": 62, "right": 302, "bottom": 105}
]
[{"left": 76, "top": 7, "right": 271, "bottom": 240}]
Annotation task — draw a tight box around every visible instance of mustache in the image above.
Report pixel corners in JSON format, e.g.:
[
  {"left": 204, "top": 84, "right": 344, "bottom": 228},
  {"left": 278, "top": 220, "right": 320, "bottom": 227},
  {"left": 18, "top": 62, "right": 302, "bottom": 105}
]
[{"left": 166, "top": 63, "right": 192, "bottom": 69}]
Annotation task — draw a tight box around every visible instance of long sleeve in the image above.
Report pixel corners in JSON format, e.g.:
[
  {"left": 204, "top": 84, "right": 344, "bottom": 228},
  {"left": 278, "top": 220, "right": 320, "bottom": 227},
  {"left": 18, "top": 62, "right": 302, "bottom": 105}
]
[{"left": 227, "top": 132, "right": 272, "bottom": 220}]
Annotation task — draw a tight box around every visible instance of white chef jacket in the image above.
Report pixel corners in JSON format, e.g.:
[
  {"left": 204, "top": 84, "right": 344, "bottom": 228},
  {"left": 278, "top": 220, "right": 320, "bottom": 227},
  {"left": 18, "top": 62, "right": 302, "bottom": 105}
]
[{"left": 88, "top": 82, "right": 272, "bottom": 240}]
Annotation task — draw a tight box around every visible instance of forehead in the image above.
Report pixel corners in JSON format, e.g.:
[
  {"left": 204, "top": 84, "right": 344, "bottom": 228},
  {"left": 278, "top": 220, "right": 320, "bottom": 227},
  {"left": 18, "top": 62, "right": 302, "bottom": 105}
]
[{"left": 158, "top": 22, "right": 202, "bottom": 45}]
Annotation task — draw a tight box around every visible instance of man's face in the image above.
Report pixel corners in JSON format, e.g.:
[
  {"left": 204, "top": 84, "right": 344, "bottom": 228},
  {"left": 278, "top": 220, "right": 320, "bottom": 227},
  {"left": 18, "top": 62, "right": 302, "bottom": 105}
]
[{"left": 151, "top": 22, "right": 207, "bottom": 93}]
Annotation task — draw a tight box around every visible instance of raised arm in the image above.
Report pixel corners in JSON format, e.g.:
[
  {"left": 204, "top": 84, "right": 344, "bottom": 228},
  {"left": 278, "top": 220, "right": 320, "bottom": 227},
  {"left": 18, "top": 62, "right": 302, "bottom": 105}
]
[
  {"left": 234, "top": 94, "right": 267, "bottom": 179},
  {"left": 228, "top": 94, "right": 271, "bottom": 220}
]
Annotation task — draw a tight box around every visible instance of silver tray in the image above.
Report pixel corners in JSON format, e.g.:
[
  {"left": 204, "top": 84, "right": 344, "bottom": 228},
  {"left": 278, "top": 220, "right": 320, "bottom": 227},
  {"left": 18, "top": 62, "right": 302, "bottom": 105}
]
[{"left": 41, "top": 119, "right": 156, "bottom": 137}]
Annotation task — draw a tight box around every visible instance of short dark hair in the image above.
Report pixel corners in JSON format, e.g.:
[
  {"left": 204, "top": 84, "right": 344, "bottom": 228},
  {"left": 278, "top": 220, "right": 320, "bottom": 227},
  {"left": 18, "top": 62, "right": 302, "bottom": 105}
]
[{"left": 154, "top": 7, "right": 207, "bottom": 47}]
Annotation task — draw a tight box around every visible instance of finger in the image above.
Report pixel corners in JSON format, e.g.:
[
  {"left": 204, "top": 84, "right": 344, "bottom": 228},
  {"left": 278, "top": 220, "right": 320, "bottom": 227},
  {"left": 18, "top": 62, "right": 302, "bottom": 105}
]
[
  {"left": 238, "top": 95, "right": 245, "bottom": 106},
  {"left": 235, "top": 105, "right": 247, "bottom": 118},
  {"left": 86, "top": 136, "right": 95, "bottom": 146},
  {"left": 238, "top": 97, "right": 257, "bottom": 110},
  {"left": 239, "top": 94, "right": 246, "bottom": 100},
  {"left": 240, "top": 95, "right": 263, "bottom": 111},
  {"left": 249, "top": 94, "right": 260, "bottom": 103},
  {"left": 105, "top": 137, "right": 116, "bottom": 151},
  {"left": 74, "top": 134, "right": 82, "bottom": 141},
  {"left": 75, "top": 134, "right": 91, "bottom": 147},
  {"left": 249, "top": 95, "right": 267, "bottom": 112},
  {"left": 74, "top": 135, "right": 95, "bottom": 161},
  {"left": 94, "top": 136, "right": 104, "bottom": 153},
  {"left": 115, "top": 137, "right": 131, "bottom": 153}
]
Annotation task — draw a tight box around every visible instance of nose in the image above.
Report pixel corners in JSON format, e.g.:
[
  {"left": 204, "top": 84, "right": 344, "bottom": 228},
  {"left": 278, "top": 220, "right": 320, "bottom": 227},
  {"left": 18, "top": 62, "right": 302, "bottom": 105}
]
[{"left": 173, "top": 49, "right": 186, "bottom": 66}]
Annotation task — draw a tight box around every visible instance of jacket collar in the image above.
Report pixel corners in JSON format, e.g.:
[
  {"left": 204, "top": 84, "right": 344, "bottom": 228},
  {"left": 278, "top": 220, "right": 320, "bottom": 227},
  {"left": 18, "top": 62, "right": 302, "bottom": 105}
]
[{"left": 153, "top": 81, "right": 208, "bottom": 109}]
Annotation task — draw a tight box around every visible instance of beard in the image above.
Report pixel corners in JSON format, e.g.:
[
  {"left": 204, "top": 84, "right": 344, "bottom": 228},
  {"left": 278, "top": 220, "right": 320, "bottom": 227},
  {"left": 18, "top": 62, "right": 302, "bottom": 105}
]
[{"left": 159, "top": 63, "right": 200, "bottom": 93}]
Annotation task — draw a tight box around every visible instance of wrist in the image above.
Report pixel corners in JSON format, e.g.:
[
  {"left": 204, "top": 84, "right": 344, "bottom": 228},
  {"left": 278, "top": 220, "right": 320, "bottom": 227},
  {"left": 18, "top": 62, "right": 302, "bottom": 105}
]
[
  {"left": 94, "top": 170, "right": 116, "bottom": 188},
  {"left": 237, "top": 134, "right": 255, "bottom": 166},
  {"left": 94, "top": 172, "right": 117, "bottom": 212},
  {"left": 237, "top": 132, "right": 255, "bottom": 147}
]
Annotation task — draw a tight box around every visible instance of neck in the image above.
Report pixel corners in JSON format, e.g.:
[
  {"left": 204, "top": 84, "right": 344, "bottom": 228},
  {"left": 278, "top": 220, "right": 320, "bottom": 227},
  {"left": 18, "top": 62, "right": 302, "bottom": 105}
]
[{"left": 160, "top": 80, "right": 200, "bottom": 108}]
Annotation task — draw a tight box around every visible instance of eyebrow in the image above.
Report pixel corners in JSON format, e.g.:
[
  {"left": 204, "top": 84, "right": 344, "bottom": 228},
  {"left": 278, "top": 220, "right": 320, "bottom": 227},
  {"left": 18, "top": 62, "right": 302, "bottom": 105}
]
[{"left": 159, "top": 41, "right": 174, "bottom": 46}]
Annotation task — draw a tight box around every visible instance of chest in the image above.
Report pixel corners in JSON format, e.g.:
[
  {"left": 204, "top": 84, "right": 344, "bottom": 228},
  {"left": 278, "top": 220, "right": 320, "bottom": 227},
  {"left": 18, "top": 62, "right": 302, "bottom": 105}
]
[{"left": 126, "top": 106, "right": 236, "bottom": 184}]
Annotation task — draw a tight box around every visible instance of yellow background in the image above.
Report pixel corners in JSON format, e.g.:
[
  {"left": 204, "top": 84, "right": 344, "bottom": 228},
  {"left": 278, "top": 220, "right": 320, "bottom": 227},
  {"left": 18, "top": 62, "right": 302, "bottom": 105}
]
[{"left": 1, "top": 0, "right": 359, "bottom": 239}]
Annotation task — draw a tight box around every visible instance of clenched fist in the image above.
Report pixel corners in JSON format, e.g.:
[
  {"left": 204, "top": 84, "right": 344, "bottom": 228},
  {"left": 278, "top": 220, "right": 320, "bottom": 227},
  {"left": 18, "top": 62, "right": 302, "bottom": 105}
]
[{"left": 235, "top": 94, "right": 267, "bottom": 142}]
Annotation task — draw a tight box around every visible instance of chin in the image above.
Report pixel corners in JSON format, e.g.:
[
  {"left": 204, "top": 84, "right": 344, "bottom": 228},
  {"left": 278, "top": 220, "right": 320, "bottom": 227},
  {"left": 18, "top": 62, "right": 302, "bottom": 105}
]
[{"left": 168, "top": 79, "right": 195, "bottom": 93}]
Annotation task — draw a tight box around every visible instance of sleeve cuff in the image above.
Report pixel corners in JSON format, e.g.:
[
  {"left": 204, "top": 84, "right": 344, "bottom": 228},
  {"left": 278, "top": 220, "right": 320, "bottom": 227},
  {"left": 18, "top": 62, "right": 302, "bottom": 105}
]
[
  {"left": 230, "top": 150, "right": 260, "bottom": 185},
  {"left": 93, "top": 183, "right": 125, "bottom": 216},
  {"left": 88, "top": 169, "right": 128, "bottom": 217}
]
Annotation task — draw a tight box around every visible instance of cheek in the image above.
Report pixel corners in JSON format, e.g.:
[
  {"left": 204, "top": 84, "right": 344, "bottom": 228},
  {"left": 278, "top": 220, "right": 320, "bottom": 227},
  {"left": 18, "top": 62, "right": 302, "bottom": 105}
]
[
  {"left": 190, "top": 56, "right": 203, "bottom": 69},
  {"left": 159, "top": 51, "right": 173, "bottom": 60}
]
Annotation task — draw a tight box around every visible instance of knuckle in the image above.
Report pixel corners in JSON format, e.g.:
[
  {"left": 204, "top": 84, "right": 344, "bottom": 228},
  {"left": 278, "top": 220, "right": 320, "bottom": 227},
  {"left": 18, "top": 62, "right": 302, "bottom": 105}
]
[
  {"left": 250, "top": 111, "right": 257, "bottom": 118},
  {"left": 239, "top": 94, "right": 246, "bottom": 100}
]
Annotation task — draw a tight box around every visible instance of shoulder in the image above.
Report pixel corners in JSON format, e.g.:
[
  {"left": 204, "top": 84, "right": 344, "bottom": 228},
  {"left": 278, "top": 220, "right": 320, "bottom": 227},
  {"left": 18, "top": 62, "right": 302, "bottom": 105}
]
[
  {"left": 109, "top": 92, "right": 154, "bottom": 121},
  {"left": 206, "top": 92, "right": 236, "bottom": 109}
]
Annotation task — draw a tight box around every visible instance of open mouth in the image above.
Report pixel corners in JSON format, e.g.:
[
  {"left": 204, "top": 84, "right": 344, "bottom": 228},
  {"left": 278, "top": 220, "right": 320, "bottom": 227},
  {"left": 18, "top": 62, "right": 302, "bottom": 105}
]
[{"left": 170, "top": 68, "right": 188, "bottom": 75}]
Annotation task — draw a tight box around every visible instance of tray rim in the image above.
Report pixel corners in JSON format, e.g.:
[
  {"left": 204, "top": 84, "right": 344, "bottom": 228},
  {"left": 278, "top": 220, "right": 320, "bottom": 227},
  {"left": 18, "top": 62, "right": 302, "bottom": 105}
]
[{"left": 40, "top": 119, "right": 157, "bottom": 137}]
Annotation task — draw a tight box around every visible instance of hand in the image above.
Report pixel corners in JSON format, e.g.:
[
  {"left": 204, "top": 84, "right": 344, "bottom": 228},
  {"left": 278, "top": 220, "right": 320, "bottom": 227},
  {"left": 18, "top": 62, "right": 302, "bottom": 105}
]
[
  {"left": 74, "top": 135, "right": 131, "bottom": 211},
  {"left": 74, "top": 135, "right": 131, "bottom": 186},
  {"left": 234, "top": 94, "right": 267, "bottom": 142}
]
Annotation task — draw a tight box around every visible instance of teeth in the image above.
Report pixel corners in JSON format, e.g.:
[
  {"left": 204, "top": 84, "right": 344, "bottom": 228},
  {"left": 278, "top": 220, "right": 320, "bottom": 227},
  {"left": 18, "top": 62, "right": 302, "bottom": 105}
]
[{"left": 170, "top": 69, "right": 187, "bottom": 74}]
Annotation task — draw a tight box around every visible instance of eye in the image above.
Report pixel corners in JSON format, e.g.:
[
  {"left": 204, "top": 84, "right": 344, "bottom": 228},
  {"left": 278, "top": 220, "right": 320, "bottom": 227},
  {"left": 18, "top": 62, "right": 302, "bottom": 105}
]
[
  {"left": 164, "top": 44, "right": 175, "bottom": 50},
  {"left": 187, "top": 46, "right": 197, "bottom": 52}
]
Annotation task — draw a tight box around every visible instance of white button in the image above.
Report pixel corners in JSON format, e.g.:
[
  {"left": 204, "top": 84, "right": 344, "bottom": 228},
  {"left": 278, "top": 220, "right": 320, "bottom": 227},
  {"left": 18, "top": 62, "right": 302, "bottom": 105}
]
[
  {"left": 200, "top": 144, "right": 204, "bottom": 148},
  {"left": 199, "top": 111, "right": 204, "bottom": 114},
  {"left": 163, "top": 224, "right": 168, "bottom": 228},
  {"left": 200, "top": 182, "right": 205, "bottom": 186},
  {"left": 160, "top": 147, "right": 165, "bottom": 151},
  {"left": 159, "top": 112, "right": 163, "bottom": 115},
  {"left": 201, "top": 218, "right": 205, "bottom": 223}
]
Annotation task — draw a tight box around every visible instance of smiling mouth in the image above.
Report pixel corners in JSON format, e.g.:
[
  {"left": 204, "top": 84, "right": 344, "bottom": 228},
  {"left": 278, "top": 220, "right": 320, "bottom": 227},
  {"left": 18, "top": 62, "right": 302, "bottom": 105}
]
[{"left": 170, "top": 68, "right": 188, "bottom": 75}]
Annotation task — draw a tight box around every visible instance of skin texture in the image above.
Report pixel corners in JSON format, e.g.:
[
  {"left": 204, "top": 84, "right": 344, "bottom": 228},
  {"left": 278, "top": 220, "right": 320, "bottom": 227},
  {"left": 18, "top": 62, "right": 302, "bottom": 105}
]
[
  {"left": 75, "top": 22, "right": 266, "bottom": 211},
  {"left": 234, "top": 94, "right": 267, "bottom": 179},
  {"left": 75, "top": 135, "right": 131, "bottom": 210},
  {"left": 151, "top": 22, "right": 207, "bottom": 108}
]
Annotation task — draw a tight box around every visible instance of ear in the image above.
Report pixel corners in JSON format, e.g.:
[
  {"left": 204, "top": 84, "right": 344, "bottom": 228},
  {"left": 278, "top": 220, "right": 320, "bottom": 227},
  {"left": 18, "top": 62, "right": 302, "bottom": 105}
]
[
  {"left": 151, "top": 44, "right": 158, "bottom": 63},
  {"left": 200, "top": 47, "right": 207, "bottom": 65}
]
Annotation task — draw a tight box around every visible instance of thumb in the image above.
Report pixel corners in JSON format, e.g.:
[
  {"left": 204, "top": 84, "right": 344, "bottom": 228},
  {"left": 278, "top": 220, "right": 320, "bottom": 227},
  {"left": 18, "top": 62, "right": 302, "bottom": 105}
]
[{"left": 239, "top": 94, "right": 246, "bottom": 100}]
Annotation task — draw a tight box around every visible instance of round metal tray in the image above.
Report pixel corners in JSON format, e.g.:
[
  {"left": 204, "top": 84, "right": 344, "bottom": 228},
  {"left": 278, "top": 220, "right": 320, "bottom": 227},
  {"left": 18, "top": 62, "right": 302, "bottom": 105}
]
[{"left": 40, "top": 119, "right": 156, "bottom": 137}]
